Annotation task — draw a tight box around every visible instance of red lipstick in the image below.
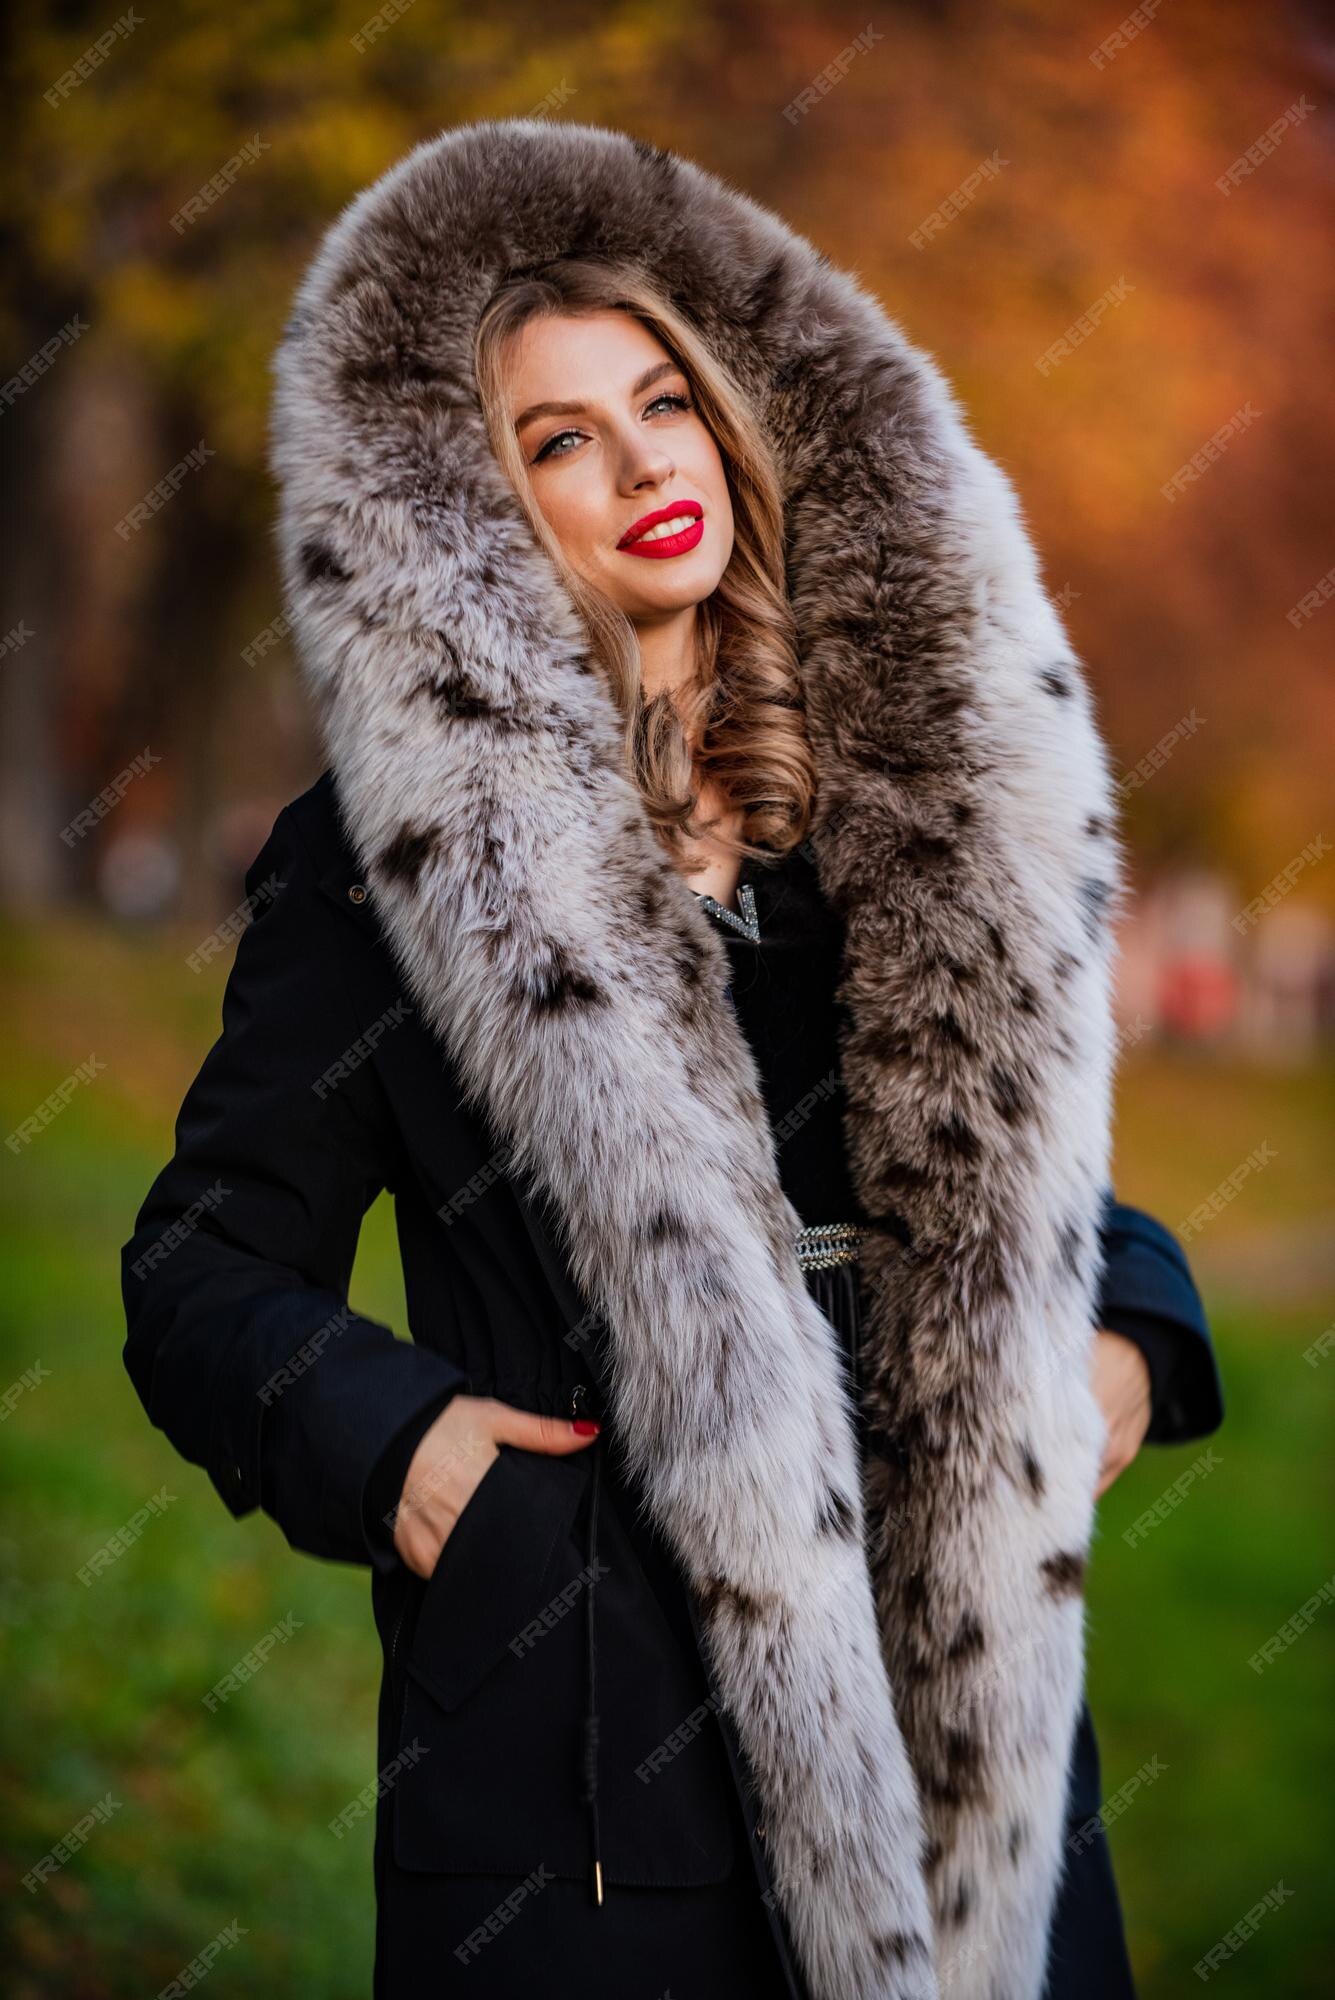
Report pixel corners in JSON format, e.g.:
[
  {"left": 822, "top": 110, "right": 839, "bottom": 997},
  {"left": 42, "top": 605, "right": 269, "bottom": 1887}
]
[{"left": 616, "top": 498, "right": 705, "bottom": 559}]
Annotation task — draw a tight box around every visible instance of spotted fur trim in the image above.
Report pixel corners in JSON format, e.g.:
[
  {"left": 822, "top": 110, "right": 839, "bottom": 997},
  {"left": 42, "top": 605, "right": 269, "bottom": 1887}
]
[{"left": 267, "top": 118, "right": 1125, "bottom": 2000}]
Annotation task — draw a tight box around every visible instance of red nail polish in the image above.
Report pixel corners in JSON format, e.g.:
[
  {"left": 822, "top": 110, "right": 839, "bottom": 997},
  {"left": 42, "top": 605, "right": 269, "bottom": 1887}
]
[{"left": 571, "top": 1419, "right": 601, "bottom": 1436}]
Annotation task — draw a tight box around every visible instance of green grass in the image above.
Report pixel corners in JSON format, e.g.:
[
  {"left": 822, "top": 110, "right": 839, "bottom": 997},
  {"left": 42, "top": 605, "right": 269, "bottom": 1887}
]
[
  {"left": 1, "top": 914, "right": 1329, "bottom": 1994},
  {"left": 1089, "top": 1297, "right": 1332, "bottom": 1994}
]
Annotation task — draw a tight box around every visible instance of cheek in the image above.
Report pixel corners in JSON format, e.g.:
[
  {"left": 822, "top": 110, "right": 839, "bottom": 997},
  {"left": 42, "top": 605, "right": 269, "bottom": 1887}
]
[
  {"left": 692, "top": 441, "right": 734, "bottom": 538},
  {"left": 538, "top": 477, "right": 612, "bottom": 575},
  {"left": 691, "top": 430, "right": 726, "bottom": 492},
  {"left": 704, "top": 479, "right": 736, "bottom": 568}
]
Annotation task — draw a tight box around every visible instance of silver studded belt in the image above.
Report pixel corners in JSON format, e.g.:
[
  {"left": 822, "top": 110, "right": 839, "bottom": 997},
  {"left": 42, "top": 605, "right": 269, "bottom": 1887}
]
[{"left": 794, "top": 1222, "right": 871, "bottom": 1271}]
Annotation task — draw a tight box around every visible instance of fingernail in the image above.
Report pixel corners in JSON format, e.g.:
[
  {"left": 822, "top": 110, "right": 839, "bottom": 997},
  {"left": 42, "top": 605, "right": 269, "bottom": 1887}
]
[{"left": 571, "top": 1419, "right": 601, "bottom": 1436}]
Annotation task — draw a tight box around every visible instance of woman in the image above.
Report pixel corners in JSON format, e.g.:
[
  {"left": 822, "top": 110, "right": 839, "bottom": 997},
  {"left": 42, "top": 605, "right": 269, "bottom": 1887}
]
[{"left": 121, "top": 122, "right": 1222, "bottom": 2000}]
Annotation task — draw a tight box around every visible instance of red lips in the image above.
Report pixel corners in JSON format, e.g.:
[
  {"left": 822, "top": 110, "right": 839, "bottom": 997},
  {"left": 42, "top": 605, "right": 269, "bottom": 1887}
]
[{"left": 616, "top": 498, "right": 704, "bottom": 550}]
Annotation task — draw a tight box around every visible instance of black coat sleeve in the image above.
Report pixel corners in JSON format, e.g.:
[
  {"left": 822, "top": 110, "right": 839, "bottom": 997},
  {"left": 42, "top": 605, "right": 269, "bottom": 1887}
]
[
  {"left": 1094, "top": 1188, "right": 1225, "bottom": 1446},
  {"left": 120, "top": 801, "right": 471, "bottom": 1572}
]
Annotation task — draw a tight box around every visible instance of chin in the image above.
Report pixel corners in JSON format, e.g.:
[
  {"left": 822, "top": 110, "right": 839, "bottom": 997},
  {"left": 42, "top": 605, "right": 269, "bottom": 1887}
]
[{"left": 636, "top": 560, "right": 729, "bottom": 615}]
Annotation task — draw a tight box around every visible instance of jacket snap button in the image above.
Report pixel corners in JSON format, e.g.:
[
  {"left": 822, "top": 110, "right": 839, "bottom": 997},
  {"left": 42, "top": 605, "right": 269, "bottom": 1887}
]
[
  {"left": 347, "top": 883, "right": 368, "bottom": 904},
  {"left": 568, "top": 1384, "right": 587, "bottom": 1418}
]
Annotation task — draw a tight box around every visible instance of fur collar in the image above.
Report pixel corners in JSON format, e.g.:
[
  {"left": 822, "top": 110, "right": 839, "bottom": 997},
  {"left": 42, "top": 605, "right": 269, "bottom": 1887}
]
[{"left": 268, "top": 118, "right": 1125, "bottom": 2000}]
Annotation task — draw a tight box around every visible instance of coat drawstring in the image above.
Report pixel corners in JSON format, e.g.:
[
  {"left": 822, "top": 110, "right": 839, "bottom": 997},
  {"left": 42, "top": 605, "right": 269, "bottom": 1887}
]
[{"left": 580, "top": 1426, "right": 604, "bottom": 1906}]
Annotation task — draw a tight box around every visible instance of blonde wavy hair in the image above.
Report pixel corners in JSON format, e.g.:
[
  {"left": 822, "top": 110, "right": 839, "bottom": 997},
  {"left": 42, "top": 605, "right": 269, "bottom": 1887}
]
[{"left": 473, "top": 257, "right": 816, "bottom": 870}]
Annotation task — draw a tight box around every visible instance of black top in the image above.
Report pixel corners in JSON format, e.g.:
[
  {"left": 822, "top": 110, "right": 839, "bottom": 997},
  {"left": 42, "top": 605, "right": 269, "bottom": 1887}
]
[{"left": 700, "top": 840, "right": 871, "bottom": 1229}]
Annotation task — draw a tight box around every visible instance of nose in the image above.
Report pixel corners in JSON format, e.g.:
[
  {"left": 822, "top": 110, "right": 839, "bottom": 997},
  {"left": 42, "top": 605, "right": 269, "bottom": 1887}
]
[{"left": 616, "top": 427, "right": 675, "bottom": 494}]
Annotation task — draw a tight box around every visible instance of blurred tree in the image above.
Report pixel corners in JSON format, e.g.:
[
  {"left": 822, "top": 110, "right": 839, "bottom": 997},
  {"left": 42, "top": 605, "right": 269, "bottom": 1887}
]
[{"left": 1, "top": 0, "right": 1329, "bottom": 913}]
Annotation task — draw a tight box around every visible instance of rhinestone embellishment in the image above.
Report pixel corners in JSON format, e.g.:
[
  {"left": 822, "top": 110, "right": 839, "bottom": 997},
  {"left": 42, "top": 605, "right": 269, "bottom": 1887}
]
[
  {"left": 794, "top": 1221, "right": 871, "bottom": 1270},
  {"left": 692, "top": 880, "right": 760, "bottom": 942}
]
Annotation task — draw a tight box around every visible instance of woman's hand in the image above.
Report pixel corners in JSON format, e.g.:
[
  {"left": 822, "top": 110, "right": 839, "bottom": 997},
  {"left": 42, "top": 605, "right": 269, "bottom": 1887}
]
[
  {"left": 390, "top": 1394, "right": 602, "bottom": 1579},
  {"left": 1090, "top": 1329, "right": 1153, "bottom": 1499}
]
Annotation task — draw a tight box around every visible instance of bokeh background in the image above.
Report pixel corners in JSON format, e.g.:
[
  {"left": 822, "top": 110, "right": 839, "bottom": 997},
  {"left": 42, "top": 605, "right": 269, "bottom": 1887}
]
[{"left": 2, "top": 1, "right": 1331, "bottom": 1993}]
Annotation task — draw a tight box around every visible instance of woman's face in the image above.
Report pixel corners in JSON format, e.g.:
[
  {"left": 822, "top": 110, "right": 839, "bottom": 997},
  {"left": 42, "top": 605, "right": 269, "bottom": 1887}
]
[{"left": 503, "top": 309, "right": 735, "bottom": 627}]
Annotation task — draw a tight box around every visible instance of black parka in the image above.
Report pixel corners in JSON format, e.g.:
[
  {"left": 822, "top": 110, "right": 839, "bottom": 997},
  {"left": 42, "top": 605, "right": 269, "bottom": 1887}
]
[{"left": 121, "top": 770, "right": 1222, "bottom": 1997}]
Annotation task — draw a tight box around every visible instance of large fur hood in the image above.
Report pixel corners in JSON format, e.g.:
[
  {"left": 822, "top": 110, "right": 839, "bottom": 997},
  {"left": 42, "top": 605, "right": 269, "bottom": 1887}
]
[{"left": 267, "top": 119, "right": 1126, "bottom": 2000}]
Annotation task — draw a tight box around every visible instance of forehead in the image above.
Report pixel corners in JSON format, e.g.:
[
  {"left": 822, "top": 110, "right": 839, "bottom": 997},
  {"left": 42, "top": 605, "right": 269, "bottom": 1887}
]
[{"left": 504, "top": 309, "right": 677, "bottom": 406}]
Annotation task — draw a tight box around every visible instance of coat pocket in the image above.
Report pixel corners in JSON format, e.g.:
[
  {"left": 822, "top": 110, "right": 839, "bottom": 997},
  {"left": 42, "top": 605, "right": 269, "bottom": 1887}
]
[
  {"left": 390, "top": 1443, "right": 737, "bottom": 1886},
  {"left": 402, "top": 1442, "right": 582, "bottom": 1713}
]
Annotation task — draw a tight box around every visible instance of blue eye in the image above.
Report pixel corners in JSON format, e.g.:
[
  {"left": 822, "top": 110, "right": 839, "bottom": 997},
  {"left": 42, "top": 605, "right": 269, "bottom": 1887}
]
[
  {"left": 532, "top": 390, "right": 694, "bottom": 464},
  {"left": 533, "top": 427, "right": 583, "bottom": 463}
]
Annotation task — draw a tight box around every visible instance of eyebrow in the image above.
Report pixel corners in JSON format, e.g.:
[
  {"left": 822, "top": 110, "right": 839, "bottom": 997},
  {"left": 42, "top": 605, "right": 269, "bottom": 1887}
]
[{"left": 514, "top": 359, "right": 683, "bottom": 432}]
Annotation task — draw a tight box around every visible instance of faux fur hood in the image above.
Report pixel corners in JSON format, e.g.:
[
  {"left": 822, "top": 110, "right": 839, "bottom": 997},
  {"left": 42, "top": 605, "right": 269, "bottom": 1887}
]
[{"left": 267, "top": 118, "right": 1126, "bottom": 2000}]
